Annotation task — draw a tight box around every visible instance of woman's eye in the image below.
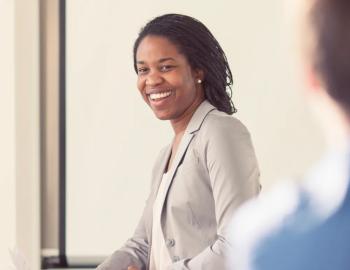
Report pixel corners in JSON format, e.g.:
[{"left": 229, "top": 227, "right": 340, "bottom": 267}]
[
  {"left": 137, "top": 67, "right": 148, "bottom": 74},
  {"left": 160, "top": 65, "right": 173, "bottom": 72}
]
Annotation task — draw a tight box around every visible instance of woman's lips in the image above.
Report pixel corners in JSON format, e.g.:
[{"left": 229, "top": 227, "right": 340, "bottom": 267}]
[
  {"left": 149, "top": 90, "right": 172, "bottom": 101},
  {"left": 147, "top": 90, "right": 173, "bottom": 108}
]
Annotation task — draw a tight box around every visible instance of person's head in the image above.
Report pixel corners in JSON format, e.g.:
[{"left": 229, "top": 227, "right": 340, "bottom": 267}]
[
  {"left": 133, "top": 13, "right": 236, "bottom": 121},
  {"left": 295, "top": 0, "right": 350, "bottom": 146},
  {"left": 302, "top": 0, "right": 350, "bottom": 116}
]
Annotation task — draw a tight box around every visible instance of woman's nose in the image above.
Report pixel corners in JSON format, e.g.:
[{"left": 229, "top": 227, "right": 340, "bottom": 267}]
[{"left": 145, "top": 71, "right": 163, "bottom": 86}]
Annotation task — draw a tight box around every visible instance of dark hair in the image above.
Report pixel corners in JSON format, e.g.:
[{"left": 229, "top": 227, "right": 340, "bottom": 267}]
[
  {"left": 310, "top": 0, "right": 350, "bottom": 114},
  {"left": 133, "top": 13, "right": 236, "bottom": 115}
]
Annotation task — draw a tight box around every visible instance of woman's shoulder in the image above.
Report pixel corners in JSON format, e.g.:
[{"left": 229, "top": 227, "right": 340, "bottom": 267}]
[{"left": 200, "top": 109, "right": 250, "bottom": 136}]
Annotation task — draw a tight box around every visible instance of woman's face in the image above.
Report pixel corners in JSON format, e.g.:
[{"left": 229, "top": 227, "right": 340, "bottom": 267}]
[{"left": 136, "top": 35, "right": 203, "bottom": 121}]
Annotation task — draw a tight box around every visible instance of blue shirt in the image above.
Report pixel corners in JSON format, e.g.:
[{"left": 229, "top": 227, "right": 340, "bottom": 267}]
[
  {"left": 255, "top": 178, "right": 350, "bottom": 270},
  {"left": 229, "top": 146, "right": 350, "bottom": 270}
]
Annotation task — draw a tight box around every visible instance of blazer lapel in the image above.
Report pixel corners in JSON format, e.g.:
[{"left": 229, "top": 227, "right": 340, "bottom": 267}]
[
  {"left": 161, "top": 132, "right": 195, "bottom": 205},
  {"left": 159, "top": 100, "right": 216, "bottom": 214},
  {"left": 151, "top": 145, "right": 172, "bottom": 199}
]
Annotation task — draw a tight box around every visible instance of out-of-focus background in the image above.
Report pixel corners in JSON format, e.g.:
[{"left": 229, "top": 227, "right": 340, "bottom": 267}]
[{"left": 1, "top": 0, "right": 324, "bottom": 269}]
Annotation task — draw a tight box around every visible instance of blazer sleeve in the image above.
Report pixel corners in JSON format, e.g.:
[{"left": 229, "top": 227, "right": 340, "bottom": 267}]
[
  {"left": 95, "top": 198, "right": 150, "bottom": 270},
  {"left": 96, "top": 146, "right": 170, "bottom": 270},
  {"left": 169, "top": 115, "right": 260, "bottom": 270}
]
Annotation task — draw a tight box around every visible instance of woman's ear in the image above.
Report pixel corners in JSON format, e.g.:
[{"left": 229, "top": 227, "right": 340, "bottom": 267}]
[
  {"left": 194, "top": 69, "right": 205, "bottom": 82},
  {"left": 304, "top": 64, "right": 322, "bottom": 94}
]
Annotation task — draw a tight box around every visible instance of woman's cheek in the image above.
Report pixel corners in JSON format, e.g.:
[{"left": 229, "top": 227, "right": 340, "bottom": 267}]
[{"left": 142, "top": 94, "right": 149, "bottom": 105}]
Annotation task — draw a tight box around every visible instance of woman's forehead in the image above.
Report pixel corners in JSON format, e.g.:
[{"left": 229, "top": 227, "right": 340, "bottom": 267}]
[{"left": 136, "top": 35, "right": 186, "bottom": 63}]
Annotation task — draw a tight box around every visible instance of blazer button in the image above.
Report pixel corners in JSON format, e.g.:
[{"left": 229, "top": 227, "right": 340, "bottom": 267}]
[
  {"left": 172, "top": 256, "right": 180, "bottom": 262},
  {"left": 166, "top": 238, "right": 175, "bottom": 247}
]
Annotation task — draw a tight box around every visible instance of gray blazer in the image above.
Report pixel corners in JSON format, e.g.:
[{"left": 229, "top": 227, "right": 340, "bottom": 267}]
[{"left": 97, "top": 101, "right": 260, "bottom": 270}]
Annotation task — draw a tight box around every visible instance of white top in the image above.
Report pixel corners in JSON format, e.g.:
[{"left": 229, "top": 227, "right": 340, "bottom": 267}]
[{"left": 149, "top": 172, "right": 172, "bottom": 270}]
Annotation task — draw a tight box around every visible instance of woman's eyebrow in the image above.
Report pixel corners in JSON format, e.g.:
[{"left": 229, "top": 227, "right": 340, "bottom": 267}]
[
  {"left": 136, "top": 57, "right": 175, "bottom": 65},
  {"left": 159, "top": 57, "right": 175, "bottom": 63}
]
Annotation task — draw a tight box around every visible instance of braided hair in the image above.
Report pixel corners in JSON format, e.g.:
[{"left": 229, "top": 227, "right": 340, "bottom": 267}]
[{"left": 133, "top": 13, "right": 237, "bottom": 115}]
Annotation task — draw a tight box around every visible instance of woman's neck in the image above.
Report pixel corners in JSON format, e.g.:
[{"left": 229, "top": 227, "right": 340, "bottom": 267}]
[{"left": 170, "top": 96, "right": 204, "bottom": 136}]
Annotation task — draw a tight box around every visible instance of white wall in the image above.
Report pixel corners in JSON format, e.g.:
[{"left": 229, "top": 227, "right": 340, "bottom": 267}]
[
  {"left": 14, "top": 0, "right": 41, "bottom": 269},
  {"left": 0, "top": 1, "right": 41, "bottom": 269},
  {"left": 66, "top": 0, "right": 325, "bottom": 258},
  {"left": 0, "top": 0, "right": 16, "bottom": 268}
]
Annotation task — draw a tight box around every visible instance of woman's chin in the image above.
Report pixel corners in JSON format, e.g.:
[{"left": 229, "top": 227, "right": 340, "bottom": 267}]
[
  {"left": 153, "top": 111, "right": 171, "bottom": 120},
  {"left": 151, "top": 108, "right": 173, "bottom": 120}
]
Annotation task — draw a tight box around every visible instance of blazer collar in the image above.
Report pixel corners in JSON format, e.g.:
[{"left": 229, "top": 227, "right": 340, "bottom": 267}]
[
  {"left": 155, "top": 100, "right": 216, "bottom": 179},
  {"left": 154, "top": 100, "right": 216, "bottom": 217},
  {"left": 156, "top": 100, "right": 216, "bottom": 182},
  {"left": 185, "top": 100, "right": 216, "bottom": 134}
]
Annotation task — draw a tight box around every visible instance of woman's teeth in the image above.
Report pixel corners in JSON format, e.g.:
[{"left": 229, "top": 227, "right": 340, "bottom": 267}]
[{"left": 149, "top": 91, "right": 172, "bottom": 101}]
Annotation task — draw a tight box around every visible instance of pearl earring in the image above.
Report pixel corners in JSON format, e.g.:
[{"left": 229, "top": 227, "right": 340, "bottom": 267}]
[{"left": 197, "top": 79, "right": 202, "bottom": 84}]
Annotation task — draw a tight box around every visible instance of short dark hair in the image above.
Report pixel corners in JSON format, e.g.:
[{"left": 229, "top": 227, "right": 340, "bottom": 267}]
[
  {"left": 310, "top": 0, "right": 350, "bottom": 114},
  {"left": 133, "top": 13, "right": 237, "bottom": 115}
]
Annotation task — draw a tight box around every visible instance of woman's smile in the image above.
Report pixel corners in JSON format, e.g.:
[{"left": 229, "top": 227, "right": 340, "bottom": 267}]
[{"left": 147, "top": 89, "right": 174, "bottom": 108}]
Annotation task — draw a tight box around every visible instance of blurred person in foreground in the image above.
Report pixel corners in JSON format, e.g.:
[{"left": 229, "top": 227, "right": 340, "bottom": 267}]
[{"left": 228, "top": 0, "right": 350, "bottom": 269}]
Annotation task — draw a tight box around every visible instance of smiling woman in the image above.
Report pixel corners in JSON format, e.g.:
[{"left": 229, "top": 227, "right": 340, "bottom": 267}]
[
  {"left": 136, "top": 35, "right": 204, "bottom": 126},
  {"left": 96, "top": 13, "right": 261, "bottom": 270}
]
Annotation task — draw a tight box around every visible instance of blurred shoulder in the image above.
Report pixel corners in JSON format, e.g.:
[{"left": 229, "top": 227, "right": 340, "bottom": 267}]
[
  {"left": 228, "top": 179, "right": 302, "bottom": 268},
  {"left": 231, "top": 179, "right": 301, "bottom": 236}
]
